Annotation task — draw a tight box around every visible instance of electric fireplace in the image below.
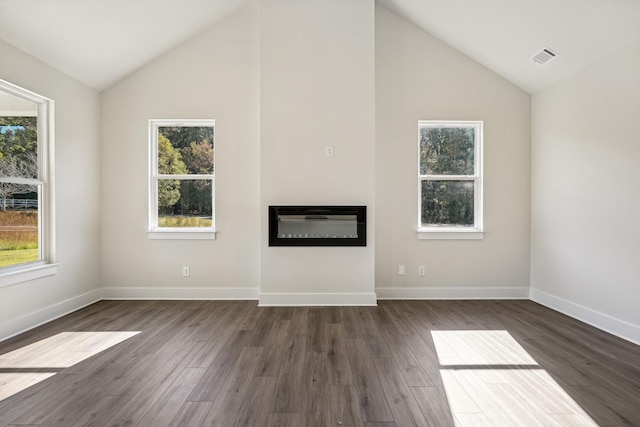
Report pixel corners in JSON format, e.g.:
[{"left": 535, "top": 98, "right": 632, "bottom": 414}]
[{"left": 269, "top": 206, "right": 366, "bottom": 246}]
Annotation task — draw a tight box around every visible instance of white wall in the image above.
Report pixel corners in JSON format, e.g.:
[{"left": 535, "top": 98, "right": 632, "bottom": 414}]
[
  {"left": 100, "top": 2, "right": 530, "bottom": 304},
  {"left": 0, "top": 40, "right": 101, "bottom": 340},
  {"left": 259, "top": 0, "right": 376, "bottom": 305},
  {"left": 101, "top": 0, "right": 377, "bottom": 305},
  {"left": 375, "top": 6, "right": 532, "bottom": 298},
  {"left": 99, "top": 4, "right": 261, "bottom": 298},
  {"left": 531, "top": 40, "right": 640, "bottom": 344}
]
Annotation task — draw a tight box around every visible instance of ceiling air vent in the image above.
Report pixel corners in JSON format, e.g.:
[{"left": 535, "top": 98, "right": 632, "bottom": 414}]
[{"left": 531, "top": 48, "right": 558, "bottom": 65}]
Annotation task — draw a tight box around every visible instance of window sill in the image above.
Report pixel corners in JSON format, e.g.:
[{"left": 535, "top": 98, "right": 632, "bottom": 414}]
[
  {"left": 418, "top": 229, "right": 484, "bottom": 240},
  {"left": 147, "top": 230, "right": 216, "bottom": 240},
  {"left": 0, "top": 263, "right": 59, "bottom": 288}
]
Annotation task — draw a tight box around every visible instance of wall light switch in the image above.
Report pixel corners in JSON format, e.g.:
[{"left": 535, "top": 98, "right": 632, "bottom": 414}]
[
  {"left": 325, "top": 146, "right": 334, "bottom": 157},
  {"left": 398, "top": 265, "right": 405, "bottom": 276}
]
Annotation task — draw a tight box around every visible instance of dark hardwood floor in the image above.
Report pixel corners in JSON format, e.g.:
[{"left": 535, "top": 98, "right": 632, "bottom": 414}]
[{"left": 0, "top": 300, "right": 639, "bottom": 426}]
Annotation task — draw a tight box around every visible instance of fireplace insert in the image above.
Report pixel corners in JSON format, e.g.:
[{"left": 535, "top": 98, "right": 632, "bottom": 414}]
[{"left": 269, "top": 206, "right": 366, "bottom": 246}]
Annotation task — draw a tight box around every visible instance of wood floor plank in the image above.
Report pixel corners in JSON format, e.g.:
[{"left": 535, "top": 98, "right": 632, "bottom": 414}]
[
  {"left": 39, "top": 392, "right": 103, "bottom": 427},
  {"left": 168, "top": 401, "right": 212, "bottom": 427},
  {"left": 0, "top": 372, "right": 56, "bottom": 402},
  {"left": 289, "top": 307, "right": 309, "bottom": 335},
  {"left": 306, "top": 308, "right": 327, "bottom": 353},
  {"left": 136, "top": 367, "right": 208, "bottom": 427},
  {"left": 68, "top": 395, "right": 130, "bottom": 427},
  {"left": 339, "top": 306, "right": 364, "bottom": 339},
  {"left": 201, "top": 346, "right": 264, "bottom": 426},
  {"left": 274, "top": 333, "right": 306, "bottom": 413},
  {"left": 98, "top": 334, "right": 191, "bottom": 396},
  {"left": 302, "top": 382, "right": 330, "bottom": 427},
  {"left": 187, "top": 330, "right": 252, "bottom": 402},
  {"left": 330, "top": 385, "right": 362, "bottom": 426},
  {"left": 565, "top": 383, "right": 640, "bottom": 426},
  {"left": 238, "top": 305, "right": 267, "bottom": 331},
  {"left": 162, "top": 304, "right": 225, "bottom": 345},
  {"left": 378, "top": 300, "right": 417, "bottom": 336},
  {"left": 254, "top": 319, "right": 291, "bottom": 377},
  {"left": 355, "top": 307, "right": 393, "bottom": 359},
  {"left": 363, "top": 423, "right": 397, "bottom": 427},
  {"left": 453, "top": 412, "right": 494, "bottom": 427},
  {"left": 101, "top": 340, "right": 204, "bottom": 427},
  {"left": 401, "top": 333, "right": 448, "bottom": 391},
  {"left": 344, "top": 337, "right": 394, "bottom": 423},
  {"left": 233, "top": 376, "right": 278, "bottom": 427},
  {"left": 4, "top": 374, "right": 84, "bottom": 425},
  {"left": 189, "top": 302, "right": 238, "bottom": 342},
  {"left": 246, "top": 308, "right": 280, "bottom": 347},
  {"left": 325, "top": 306, "right": 341, "bottom": 324},
  {"left": 1, "top": 300, "right": 639, "bottom": 426},
  {"left": 438, "top": 369, "right": 482, "bottom": 415},
  {"left": 373, "top": 357, "right": 430, "bottom": 426},
  {"left": 119, "top": 306, "right": 186, "bottom": 356},
  {"left": 373, "top": 307, "right": 432, "bottom": 387},
  {"left": 325, "top": 323, "right": 353, "bottom": 386},
  {"left": 301, "top": 350, "right": 330, "bottom": 426},
  {"left": 187, "top": 302, "right": 255, "bottom": 369},
  {"left": 186, "top": 321, "right": 244, "bottom": 370},
  {"left": 264, "top": 412, "right": 303, "bottom": 427},
  {"left": 0, "top": 373, "right": 82, "bottom": 425},
  {"left": 410, "top": 386, "right": 456, "bottom": 427},
  {"left": 488, "top": 382, "right": 568, "bottom": 426}
]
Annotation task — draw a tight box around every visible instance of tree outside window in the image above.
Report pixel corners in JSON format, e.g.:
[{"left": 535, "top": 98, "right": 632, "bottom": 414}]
[
  {"left": 418, "top": 121, "right": 483, "bottom": 234},
  {"left": 149, "top": 120, "right": 215, "bottom": 232}
]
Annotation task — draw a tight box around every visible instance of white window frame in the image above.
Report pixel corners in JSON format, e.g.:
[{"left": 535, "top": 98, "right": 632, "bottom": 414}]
[
  {"left": 148, "top": 119, "right": 216, "bottom": 240},
  {"left": 418, "top": 120, "right": 483, "bottom": 240},
  {"left": 0, "top": 79, "right": 57, "bottom": 287}
]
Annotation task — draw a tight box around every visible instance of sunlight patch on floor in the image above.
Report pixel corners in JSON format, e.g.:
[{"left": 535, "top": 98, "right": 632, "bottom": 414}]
[
  {"left": 432, "top": 330, "right": 537, "bottom": 366},
  {"left": 0, "top": 373, "right": 56, "bottom": 401},
  {"left": 0, "top": 331, "right": 140, "bottom": 402},
  {"left": 432, "top": 330, "right": 599, "bottom": 426},
  {"left": 0, "top": 331, "right": 140, "bottom": 369}
]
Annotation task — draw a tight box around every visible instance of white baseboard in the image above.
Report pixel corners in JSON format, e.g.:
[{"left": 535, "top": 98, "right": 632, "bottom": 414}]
[
  {"left": 0, "top": 289, "right": 101, "bottom": 343},
  {"left": 5, "top": 286, "right": 637, "bottom": 348},
  {"left": 101, "top": 287, "right": 260, "bottom": 300},
  {"left": 376, "top": 286, "right": 529, "bottom": 300},
  {"left": 259, "top": 292, "right": 378, "bottom": 306},
  {"left": 530, "top": 288, "right": 640, "bottom": 346}
]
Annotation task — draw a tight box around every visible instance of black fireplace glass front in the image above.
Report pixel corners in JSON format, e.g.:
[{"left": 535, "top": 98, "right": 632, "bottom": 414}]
[{"left": 269, "top": 206, "right": 366, "bottom": 246}]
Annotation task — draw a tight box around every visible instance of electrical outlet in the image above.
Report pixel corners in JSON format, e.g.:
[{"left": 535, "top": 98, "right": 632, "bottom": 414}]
[
  {"left": 182, "top": 266, "right": 190, "bottom": 277},
  {"left": 398, "top": 264, "right": 405, "bottom": 276},
  {"left": 418, "top": 265, "right": 425, "bottom": 276}
]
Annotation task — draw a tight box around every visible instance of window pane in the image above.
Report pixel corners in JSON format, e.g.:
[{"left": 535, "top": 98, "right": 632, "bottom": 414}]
[
  {"left": 0, "top": 186, "right": 40, "bottom": 268},
  {"left": 420, "top": 127, "right": 474, "bottom": 175},
  {"left": 158, "top": 126, "right": 214, "bottom": 174},
  {"left": 157, "top": 179, "right": 213, "bottom": 228},
  {"left": 421, "top": 180, "right": 474, "bottom": 226},
  {"left": 0, "top": 115, "right": 38, "bottom": 180}
]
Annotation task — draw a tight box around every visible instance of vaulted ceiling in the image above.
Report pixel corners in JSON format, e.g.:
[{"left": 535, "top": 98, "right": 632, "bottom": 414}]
[
  {"left": 0, "top": 0, "right": 247, "bottom": 90},
  {"left": 1, "top": 0, "right": 639, "bottom": 93},
  {"left": 378, "top": 0, "right": 640, "bottom": 93}
]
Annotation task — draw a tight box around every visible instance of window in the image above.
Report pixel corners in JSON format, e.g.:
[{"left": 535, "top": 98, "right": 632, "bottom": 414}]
[
  {"left": 418, "top": 121, "right": 483, "bottom": 239},
  {"left": 0, "top": 79, "right": 56, "bottom": 284},
  {"left": 148, "top": 120, "right": 215, "bottom": 239}
]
